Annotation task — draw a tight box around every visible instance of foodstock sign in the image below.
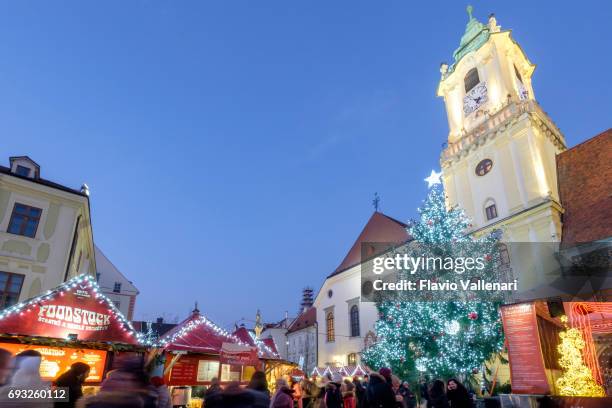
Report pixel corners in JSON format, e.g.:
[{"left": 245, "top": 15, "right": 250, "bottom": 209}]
[{"left": 0, "top": 281, "right": 137, "bottom": 344}]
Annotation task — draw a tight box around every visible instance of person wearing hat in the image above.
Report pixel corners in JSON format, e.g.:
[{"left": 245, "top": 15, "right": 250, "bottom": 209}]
[{"left": 365, "top": 368, "right": 396, "bottom": 408}]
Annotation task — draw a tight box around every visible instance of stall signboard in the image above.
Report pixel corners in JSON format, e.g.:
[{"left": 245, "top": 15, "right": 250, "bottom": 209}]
[
  {"left": 0, "top": 342, "right": 107, "bottom": 383},
  {"left": 220, "top": 342, "right": 258, "bottom": 366},
  {"left": 166, "top": 354, "right": 221, "bottom": 385},
  {"left": 0, "top": 278, "right": 138, "bottom": 345},
  {"left": 500, "top": 303, "right": 551, "bottom": 394}
]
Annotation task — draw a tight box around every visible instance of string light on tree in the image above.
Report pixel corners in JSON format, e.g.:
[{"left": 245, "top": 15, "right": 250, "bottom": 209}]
[
  {"left": 362, "top": 175, "right": 505, "bottom": 380},
  {"left": 556, "top": 316, "right": 605, "bottom": 397}
]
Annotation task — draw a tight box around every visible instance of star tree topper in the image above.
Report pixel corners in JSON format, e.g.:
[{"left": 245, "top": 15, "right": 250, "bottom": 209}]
[{"left": 424, "top": 169, "right": 442, "bottom": 188}]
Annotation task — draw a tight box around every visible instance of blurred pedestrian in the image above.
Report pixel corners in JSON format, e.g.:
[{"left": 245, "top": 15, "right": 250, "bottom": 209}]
[
  {"left": 246, "top": 371, "right": 270, "bottom": 408},
  {"left": 427, "top": 380, "right": 449, "bottom": 408},
  {"left": 150, "top": 376, "right": 171, "bottom": 408},
  {"left": 366, "top": 368, "right": 396, "bottom": 408},
  {"left": 271, "top": 378, "right": 294, "bottom": 408},
  {"left": 398, "top": 381, "right": 416, "bottom": 408},
  {"left": 0, "top": 350, "right": 52, "bottom": 408},
  {"left": 54, "top": 362, "right": 90, "bottom": 408},
  {"left": 0, "top": 348, "right": 13, "bottom": 386},
  {"left": 342, "top": 378, "right": 356, "bottom": 408},
  {"left": 78, "top": 356, "right": 156, "bottom": 408},
  {"left": 446, "top": 379, "right": 472, "bottom": 408},
  {"left": 289, "top": 377, "right": 303, "bottom": 408},
  {"left": 354, "top": 376, "right": 367, "bottom": 408}
]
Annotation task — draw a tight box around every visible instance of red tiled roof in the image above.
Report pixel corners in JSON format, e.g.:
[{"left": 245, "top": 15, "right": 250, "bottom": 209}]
[
  {"left": 558, "top": 129, "right": 612, "bottom": 248},
  {"left": 287, "top": 307, "right": 316, "bottom": 333},
  {"left": 330, "top": 212, "right": 410, "bottom": 277}
]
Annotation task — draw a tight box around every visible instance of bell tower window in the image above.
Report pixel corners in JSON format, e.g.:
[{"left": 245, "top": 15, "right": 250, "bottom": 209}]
[{"left": 464, "top": 68, "right": 480, "bottom": 93}]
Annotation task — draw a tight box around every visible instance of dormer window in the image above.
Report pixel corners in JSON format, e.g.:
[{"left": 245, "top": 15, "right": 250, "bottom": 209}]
[
  {"left": 9, "top": 156, "right": 40, "bottom": 179},
  {"left": 15, "top": 165, "right": 31, "bottom": 177},
  {"left": 464, "top": 68, "right": 480, "bottom": 93}
]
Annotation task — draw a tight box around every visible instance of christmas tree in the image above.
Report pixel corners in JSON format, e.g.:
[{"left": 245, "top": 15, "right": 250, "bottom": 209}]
[
  {"left": 556, "top": 316, "right": 605, "bottom": 397},
  {"left": 362, "top": 182, "right": 505, "bottom": 380}
]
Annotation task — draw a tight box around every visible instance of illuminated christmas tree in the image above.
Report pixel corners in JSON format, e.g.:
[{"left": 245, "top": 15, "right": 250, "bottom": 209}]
[
  {"left": 362, "top": 181, "right": 505, "bottom": 380},
  {"left": 556, "top": 316, "right": 605, "bottom": 397}
]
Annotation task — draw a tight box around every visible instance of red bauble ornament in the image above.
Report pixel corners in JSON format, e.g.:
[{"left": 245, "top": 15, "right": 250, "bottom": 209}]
[
  {"left": 468, "top": 312, "right": 479, "bottom": 320},
  {"left": 484, "top": 254, "right": 492, "bottom": 262},
  {"left": 427, "top": 220, "right": 433, "bottom": 226}
]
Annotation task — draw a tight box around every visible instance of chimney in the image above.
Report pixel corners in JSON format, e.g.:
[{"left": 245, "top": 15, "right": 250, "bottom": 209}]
[{"left": 156, "top": 317, "right": 164, "bottom": 324}]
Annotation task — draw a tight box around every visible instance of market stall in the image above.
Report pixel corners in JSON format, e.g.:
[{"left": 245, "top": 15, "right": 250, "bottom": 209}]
[
  {"left": 0, "top": 274, "right": 145, "bottom": 387},
  {"left": 158, "top": 307, "right": 288, "bottom": 406}
]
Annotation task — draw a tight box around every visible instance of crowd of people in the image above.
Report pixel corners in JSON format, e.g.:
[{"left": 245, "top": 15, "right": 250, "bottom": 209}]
[
  {"left": 0, "top": 348, "right": 473, "bottom": 408},
  {"left": 202, "top": 367, "right": 473, "bottom": 408},
  {"left": 0, "top": 348, "right": 171, "bottom": 408}
]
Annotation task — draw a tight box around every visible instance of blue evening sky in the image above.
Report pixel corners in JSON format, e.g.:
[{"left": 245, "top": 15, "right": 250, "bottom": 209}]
[{"left": 1, "top": 2, "right": 610, "bottom": 327}]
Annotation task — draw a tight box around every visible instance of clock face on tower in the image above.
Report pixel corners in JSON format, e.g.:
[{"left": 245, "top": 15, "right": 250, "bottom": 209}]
[{"left": 463, "top": 82, "right": 488, "bottom": 115}]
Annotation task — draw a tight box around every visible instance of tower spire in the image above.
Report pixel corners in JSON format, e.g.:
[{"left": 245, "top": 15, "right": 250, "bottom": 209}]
[{"left": 467, "top": 5, "right": 474, "bottom": 21}]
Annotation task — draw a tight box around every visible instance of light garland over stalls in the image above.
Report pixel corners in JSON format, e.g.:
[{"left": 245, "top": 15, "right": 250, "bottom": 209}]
[
  {"left": 0, "top": 274, "right": 148, "bottom": 345},
  {"left": 158, "top": 315, "right": 279, "bottom": 358}
]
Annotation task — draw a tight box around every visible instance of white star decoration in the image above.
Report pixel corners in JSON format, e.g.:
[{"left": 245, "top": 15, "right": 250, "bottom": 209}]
[{"left": 424, "top": 169, "right": 442, "bottom": 188}]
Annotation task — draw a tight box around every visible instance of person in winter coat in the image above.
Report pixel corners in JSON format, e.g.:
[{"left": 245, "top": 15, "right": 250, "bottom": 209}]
[
  {"left": 289, "top": 377, "right": 303, "bottom": 408},
  {"left": 323, "top": 379, "right": 342, "bottom": 408},
  {"left": 79, "top": 356, "right": 156, "bottom": 408},
  {"left": 354, "top": 376, "right": 367, "bottom": 408},
  {"left": 299, "top": 377, "right": 318, "bottom": 408},
  {"left": 426, "top": 380, "right": 449, "bottom": 408},
  {"left": 0, "top": 351, "right": 52, "bottom": 408},
  {"left": 446, "top": 379, "right": 472, "bottom": 408},
  {"left": 366, "top": 369, "right": 396, "bottom": 408},
  {"left": 205, "top": 381, "right": 256, "bottom": 408},
  {"left": 0, "top": 348, "right": 13, "bottom": 387},
  {"left": 54, "top": 362, "right": 90, "bottom": 408},
  {"left": 150, "top": 376, "right": 171, "bottom": 408},
  {"left": 245, "top": 371, "right": 270, "bottom": 408},
  {"left": 271, "top": 378, "right": 295, "bottom": 408},
  {"left": 342, "top": 378, "right": 356, "bottom": 408},
  {"left": 398, "top": 382, "right": 416, "bottom": 408}
]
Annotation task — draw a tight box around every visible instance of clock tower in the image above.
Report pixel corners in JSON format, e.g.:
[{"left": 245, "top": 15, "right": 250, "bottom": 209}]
[{"left": 437, "top": 7, "right": 567, "bottom": 290}]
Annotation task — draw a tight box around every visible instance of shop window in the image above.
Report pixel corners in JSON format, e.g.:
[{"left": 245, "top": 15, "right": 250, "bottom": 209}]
[
  {"left": 350, "top": 305, "right": 360, "bottom": 337},
  {"left": 0, "top": 272, "right": 25, "bottom": 308},
  {"left": 196, "top": 360, "right": 219, "bottom": 382},
  {"left": 348, "top": 353, "right": 357, "bottom": 366},
  {"left": 8, "top": 203, "right": 42, "bottom": 238},
  {"left": 326, "top": 311, "right": 335, "bottom": 342},
  {"left": 221, "top": 364, "right": 241, "bottom": 382}
]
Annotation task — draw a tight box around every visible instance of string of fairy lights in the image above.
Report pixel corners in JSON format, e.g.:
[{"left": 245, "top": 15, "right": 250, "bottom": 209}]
[{"left": 0, "top": 273, "right": 279, "bottom": 358}]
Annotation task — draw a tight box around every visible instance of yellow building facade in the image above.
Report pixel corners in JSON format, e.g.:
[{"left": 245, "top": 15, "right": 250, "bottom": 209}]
[
  {"left": 437, "top": 9, "right": 567, "bottom": 292},
  {"left": 0, "top": 156, "right": 96, "bottom": 309}
]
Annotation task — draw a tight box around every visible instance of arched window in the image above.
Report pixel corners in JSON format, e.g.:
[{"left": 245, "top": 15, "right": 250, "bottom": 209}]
[
  {"left": 350, "top": 305, "right": 360, "bottom": 337},
  {"left": 484, "top": 199, "right": 498, "bottom": 221},
  {"left": 464, "top": 68, "right": 480, "bottom": 93},
  {"left": 326, "top": 312, "right": 335, "bottom": 342}
]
